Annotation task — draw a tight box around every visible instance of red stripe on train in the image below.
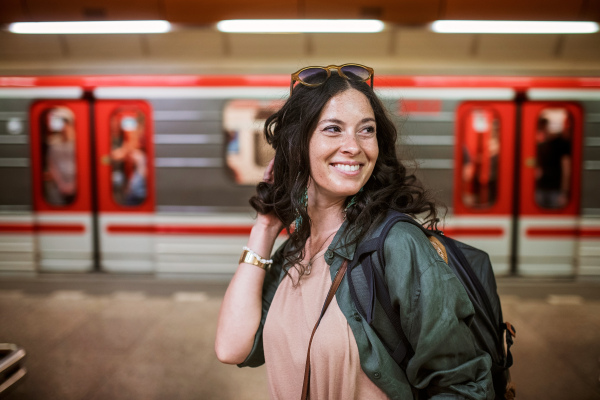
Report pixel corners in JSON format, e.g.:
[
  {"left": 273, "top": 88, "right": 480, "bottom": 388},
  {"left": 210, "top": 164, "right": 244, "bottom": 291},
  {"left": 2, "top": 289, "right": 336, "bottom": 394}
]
[
  {"left": 0, "top": 223, "right": 85, "bottom": 233},
  {"left": 107, "top": 225, "right": 255, "bottom": 235},
  {"left": 2, "top": 76, "right": 600, "bottom": 89},
  {"left": 581, "top": 229, "right": 600, "bottom": 238},
  {"left": 443, "top": 227, "right": 504, "bottom": 237},
  {"left": 526, "top": 228, "right": 600, "bottom": 238}
]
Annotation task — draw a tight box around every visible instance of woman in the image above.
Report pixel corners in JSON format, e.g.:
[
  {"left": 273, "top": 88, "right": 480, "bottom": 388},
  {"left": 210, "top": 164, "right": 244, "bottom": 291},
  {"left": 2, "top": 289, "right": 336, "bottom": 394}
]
[{"left": 215, "top": 64, "right": 493, "bottom": 399}]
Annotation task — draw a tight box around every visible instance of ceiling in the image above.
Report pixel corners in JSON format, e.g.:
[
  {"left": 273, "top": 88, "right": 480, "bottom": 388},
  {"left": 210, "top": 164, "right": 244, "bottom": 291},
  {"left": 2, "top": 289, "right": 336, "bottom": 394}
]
[
  {"left": 1, "top": 0, "right": 599, "bottom": 76},
  {"left": 1, "top": 0, "right": 599, "bottom": 25}
]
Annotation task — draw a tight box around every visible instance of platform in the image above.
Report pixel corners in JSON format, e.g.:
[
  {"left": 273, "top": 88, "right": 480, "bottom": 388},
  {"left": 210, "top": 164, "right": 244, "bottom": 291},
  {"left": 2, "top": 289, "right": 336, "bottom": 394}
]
[{"left": 1, "top": 274, "right": 599, "bottom": 400}]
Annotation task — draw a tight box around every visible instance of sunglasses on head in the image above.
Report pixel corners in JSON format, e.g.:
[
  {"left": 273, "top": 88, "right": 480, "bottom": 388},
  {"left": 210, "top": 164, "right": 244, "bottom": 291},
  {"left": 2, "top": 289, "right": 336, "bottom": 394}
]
[{"left": 290, "top": 63, "right": 374, "bottom": 96}]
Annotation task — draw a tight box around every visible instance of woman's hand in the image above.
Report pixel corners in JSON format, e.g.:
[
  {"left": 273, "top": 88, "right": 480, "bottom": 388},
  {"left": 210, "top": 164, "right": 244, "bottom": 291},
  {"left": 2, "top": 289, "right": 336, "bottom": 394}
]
[{"left": 263, "top": 157, "right": 275, "bottom": 184}]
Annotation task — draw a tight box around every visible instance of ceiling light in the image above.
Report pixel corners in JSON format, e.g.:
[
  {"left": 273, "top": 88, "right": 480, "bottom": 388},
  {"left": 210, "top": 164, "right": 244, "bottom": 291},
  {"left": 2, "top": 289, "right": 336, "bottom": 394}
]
[
  {"left": 9, "top": 20, "right": 171, "bottom": 34},
  {"left": 217, "top": 19, "right": 384, "bottom": 33},
  {"left": 430, "top": 20, "right": 599, "bottom": 34}
]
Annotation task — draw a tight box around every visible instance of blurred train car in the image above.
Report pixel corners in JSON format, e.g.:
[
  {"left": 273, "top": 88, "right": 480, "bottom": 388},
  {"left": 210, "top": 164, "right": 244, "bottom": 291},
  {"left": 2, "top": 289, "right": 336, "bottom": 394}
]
[{"left": 0, "top": 75, "right": 599, "bottom": 277}]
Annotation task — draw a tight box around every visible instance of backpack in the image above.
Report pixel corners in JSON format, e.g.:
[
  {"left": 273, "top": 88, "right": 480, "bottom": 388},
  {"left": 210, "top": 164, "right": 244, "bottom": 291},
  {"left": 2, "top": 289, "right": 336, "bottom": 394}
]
[{"left": 347, "top": 211, "right": 516, "bottom": 399}]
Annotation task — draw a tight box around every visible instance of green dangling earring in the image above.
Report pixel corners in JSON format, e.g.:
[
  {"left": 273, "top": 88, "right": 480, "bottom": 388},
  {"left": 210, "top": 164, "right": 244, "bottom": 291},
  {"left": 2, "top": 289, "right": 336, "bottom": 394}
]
[
  {"left": 344, "top": 187, "right": 363, "bottom": 218},
  {"left": 294, "top": 186, "right": 308, "bottom": 230}
]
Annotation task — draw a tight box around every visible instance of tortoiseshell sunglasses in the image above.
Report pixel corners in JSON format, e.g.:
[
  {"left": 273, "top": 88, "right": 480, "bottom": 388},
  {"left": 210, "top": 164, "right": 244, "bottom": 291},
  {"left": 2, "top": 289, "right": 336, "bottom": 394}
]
[{"left": 290, "top": 63, "right": 374, "bottom": 96}]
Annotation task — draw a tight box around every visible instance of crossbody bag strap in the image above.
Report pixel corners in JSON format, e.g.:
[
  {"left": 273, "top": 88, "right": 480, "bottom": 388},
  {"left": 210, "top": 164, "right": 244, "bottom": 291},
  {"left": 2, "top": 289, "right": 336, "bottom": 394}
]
[{"left": 301, "top": 260, "right": 348, "bottom": 400}]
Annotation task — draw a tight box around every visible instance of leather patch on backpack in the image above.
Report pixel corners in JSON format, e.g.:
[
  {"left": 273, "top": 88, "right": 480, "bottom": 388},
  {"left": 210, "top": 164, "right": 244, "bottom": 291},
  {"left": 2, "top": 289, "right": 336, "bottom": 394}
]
[{"left": 428, "top": 236, "right": 448, "bottom": 264}]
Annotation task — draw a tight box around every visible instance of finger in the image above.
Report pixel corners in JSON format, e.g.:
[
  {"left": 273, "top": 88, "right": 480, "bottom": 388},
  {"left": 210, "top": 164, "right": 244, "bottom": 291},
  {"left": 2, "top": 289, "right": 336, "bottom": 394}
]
[{"left": 263, "top": 158, "right": 275, "bottom": 183}]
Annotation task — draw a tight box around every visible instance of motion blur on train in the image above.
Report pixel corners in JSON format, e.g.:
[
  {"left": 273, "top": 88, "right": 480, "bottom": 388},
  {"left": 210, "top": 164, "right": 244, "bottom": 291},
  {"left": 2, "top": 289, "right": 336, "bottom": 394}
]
[{"left": 0, "top": 75, "right": 598, "bottom": 277}]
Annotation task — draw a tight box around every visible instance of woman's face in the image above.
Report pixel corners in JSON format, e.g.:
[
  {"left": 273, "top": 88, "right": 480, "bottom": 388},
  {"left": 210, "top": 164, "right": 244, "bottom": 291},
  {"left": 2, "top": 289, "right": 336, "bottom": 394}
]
[{"left": 308, "top": 88, "right": 378, "bottom": 204}]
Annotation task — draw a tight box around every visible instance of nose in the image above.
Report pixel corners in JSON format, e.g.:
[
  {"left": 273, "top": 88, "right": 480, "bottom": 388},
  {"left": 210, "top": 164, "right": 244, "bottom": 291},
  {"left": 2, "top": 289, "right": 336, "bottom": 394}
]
[{"left": 340, "top": 131, "right": 361, "bottom": 156}]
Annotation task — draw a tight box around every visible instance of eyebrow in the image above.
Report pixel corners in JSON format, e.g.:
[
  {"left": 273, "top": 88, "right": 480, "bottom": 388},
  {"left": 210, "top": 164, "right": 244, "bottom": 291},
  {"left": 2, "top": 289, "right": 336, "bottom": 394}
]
[{"left": 318, "top": 117, "right": 376, "bottom": 125}]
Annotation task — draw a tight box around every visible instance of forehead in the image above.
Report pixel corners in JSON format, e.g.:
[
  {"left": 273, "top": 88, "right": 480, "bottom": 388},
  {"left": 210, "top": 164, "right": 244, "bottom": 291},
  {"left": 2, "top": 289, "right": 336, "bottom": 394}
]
[{"left": 318, "top": 89, "right": 374, "bottom": 120}]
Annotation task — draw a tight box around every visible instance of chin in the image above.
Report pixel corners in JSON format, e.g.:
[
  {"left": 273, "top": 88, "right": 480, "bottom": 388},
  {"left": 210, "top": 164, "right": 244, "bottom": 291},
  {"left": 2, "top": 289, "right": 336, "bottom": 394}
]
[{"left": 334, "top": 185, "right": 363, "bottom": 198}]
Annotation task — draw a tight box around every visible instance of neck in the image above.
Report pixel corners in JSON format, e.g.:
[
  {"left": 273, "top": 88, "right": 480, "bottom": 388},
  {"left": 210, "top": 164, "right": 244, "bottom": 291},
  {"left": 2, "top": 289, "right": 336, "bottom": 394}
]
[{"left": 307, "top": 199, "right": 345, "bottom": 240}]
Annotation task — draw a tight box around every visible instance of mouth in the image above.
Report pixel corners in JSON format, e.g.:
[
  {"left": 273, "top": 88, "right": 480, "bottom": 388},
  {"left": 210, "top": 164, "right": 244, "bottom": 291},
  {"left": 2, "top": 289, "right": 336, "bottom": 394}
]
[{"left": 331, "top": 163, "right": 362, "bottom": 173}]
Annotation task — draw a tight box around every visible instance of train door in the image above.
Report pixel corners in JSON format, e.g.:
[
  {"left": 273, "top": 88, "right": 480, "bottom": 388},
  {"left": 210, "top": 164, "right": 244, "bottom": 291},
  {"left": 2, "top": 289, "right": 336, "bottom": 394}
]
[
  {"left": 518, "top": 102, "right": 583, "bottom": 276},
  {"left": 30, "top": 100, "right": 93, "bottom": 271},
  {"left": 94, "top": 100, "right": 155, "bottom": 272},
  {"left": 453, "top": 102, "right": 516, "bottom": 275},
  {"left": 29, "top": 99, "right": 154, "bottom": 272}
]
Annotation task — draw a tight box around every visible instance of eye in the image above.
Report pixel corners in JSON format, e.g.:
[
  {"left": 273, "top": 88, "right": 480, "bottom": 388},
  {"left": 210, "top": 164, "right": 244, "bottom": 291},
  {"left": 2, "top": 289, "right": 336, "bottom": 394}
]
[
  {"left": 323, "top": 125, "right": 341, "bottom": 133},
  {"left": 359, "top": 125, "right": 376, "bottom": 136}
]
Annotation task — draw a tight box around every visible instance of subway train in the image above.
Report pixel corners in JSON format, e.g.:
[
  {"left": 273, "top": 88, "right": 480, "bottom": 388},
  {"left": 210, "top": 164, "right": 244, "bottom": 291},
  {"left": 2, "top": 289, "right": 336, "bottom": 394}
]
[{"left": 0, "top": 75, "right": 598, "bottom": 277}]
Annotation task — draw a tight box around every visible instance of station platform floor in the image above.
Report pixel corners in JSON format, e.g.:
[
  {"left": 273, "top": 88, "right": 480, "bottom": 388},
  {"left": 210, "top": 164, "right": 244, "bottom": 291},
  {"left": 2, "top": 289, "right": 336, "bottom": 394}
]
[{"left": 1, "top": 273, "right": 599, "bottom": 400}]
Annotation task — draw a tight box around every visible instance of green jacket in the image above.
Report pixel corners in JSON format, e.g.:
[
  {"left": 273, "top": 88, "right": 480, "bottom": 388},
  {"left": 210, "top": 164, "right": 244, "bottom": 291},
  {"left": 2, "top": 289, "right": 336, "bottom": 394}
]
[{"left": 238, "top": 219, "right": 494, "bottom": 400}]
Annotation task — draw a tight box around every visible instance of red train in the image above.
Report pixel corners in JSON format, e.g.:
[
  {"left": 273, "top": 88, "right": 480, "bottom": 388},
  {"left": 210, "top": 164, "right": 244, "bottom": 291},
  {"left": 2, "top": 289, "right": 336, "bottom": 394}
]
[{"left": 0, "top": 75, "right": 598, "bottom": 277}]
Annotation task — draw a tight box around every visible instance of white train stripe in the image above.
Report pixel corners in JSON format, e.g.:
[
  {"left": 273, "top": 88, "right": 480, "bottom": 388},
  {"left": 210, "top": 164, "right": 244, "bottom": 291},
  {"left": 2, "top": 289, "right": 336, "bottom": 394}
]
[
  {"left": 155, "top": 157, "right": 222, "bottom": 168},
  {"left": 154, "top": 134, "right": 222, "bottom": 144},
  {"left": 415, "top": 159, "right": 454, "bottom": 169},
  {"left": 95, "top": 87, "right": 287, "bottom": 99},
  {"left": 403, "top": 135, "right": 454, "bottom": 146},
  {"left": 0, "top": 87, "right": 83, "bottom": 98},
  {"left": 377, "top": 88, "right": 515, "bottom": 100},
  {"left": 528, "top": 89, "right": 600, "bottom": 100},
  {"left": 153, "top": 110, "right": 221, "bottom": 121},
  {"left": 401, "top": 112, "right": 454, "bottom": 122}
]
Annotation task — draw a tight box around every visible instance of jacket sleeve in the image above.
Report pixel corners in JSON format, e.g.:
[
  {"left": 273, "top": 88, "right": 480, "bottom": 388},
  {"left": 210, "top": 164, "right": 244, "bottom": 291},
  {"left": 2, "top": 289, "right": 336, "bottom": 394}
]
[
  {"left": 237, "top": 241, "right": 286, "bottom": 368},
  {"left": 384, "top": 224, "right": 494, "bottom": 399}
]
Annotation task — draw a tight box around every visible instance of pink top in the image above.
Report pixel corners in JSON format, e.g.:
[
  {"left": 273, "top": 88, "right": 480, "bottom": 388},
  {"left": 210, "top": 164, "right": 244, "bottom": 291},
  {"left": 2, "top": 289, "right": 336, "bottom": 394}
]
[{"left": 263, "top": 253, "right": 389, "bottom": 400}]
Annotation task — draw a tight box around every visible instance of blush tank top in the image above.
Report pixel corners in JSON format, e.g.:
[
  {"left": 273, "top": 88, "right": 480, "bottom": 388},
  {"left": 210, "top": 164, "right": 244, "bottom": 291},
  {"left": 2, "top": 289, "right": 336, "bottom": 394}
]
[{"left": 263, "top": 253, "right": 389, "bottom": 400}]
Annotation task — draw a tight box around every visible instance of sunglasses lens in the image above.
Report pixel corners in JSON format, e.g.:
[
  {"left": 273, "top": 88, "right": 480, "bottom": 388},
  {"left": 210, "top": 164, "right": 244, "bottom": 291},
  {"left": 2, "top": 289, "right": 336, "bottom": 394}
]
[
  {"left": 340, "top": 65, "right": 371, "bottom": 81},
  {"left": 298, "top": 68, "right": 328, "bottom": 85}
]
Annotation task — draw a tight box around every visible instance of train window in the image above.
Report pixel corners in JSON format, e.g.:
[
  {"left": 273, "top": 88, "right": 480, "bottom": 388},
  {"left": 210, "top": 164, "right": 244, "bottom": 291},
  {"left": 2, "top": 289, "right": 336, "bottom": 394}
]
[
  {"left": 534, "top": 108, "right": 573, "bottom": 210},
  {"left": 40, "top": 106, "right": 78, "bottom": 206},
  {"left": 460, "top": 108, "right": 501, "bottom": 209},
  {"left": 109, "top": 107, "right": 148, "bottom": 206},
  {"left": 224, "top": 100, "right": 281, "bottom": 185}
]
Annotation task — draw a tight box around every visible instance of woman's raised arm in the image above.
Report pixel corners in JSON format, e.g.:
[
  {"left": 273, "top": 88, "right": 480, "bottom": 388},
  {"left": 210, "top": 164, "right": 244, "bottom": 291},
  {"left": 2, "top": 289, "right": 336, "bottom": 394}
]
[{"left": 215, "top": 159, "right": 283, "bottom": 364}]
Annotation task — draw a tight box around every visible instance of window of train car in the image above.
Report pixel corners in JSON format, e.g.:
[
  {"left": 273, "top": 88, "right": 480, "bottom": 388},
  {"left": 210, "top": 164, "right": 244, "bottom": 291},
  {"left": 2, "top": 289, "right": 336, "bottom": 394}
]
[
  {"left": 460, "top": 108, "right": 501, "bottom": 209},
  {"left": 40, "top": 106, "right": 77, "bottom": 206},
  {"left": 223, "top": 100, "right": 280, "bottom": 185},
  {"left": 109, "top": 108, "right": 148, "bottom": 206},
  {"left": 534, "top": 107, "right": 573, "bottom": 210}
]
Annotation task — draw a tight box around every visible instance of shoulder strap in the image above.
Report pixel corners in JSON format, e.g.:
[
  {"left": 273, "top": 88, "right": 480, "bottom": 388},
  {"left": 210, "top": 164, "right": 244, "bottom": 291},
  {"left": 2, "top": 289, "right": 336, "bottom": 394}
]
[
  {"left": 351, "top": 211, "right": 444, "bottom": 369},
  {"left": 301, "top": 260, "right": 348, "bottom": 400}
]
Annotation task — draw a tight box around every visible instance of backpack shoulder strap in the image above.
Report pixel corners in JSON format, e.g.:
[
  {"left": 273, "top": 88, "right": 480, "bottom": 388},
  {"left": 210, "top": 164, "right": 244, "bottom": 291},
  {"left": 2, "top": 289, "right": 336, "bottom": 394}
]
[{"left": 348, "top": 211, "right": 431, "bottom": 369}]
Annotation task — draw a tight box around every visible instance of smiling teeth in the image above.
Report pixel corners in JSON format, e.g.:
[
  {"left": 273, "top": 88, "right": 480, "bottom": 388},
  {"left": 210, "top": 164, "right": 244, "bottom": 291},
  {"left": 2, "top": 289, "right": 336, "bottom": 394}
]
[{"left": 333, "top": 164, "right": 360, "bottom": 172}]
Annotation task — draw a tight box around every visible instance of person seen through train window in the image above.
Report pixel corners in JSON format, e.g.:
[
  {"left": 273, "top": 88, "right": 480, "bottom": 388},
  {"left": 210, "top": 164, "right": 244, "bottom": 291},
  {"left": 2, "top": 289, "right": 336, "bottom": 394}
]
[
  {"left": 215, "top": 64, "right": 494, "bottom": 399},
  {"left": 44, "top": 107, "right": 77, "bottom": 205},
  {"left": 535, "top": 116, "right": 571, "bottom": 209},
  {"left": 110, "top": 111, "right": 147, "bottom": 206}
]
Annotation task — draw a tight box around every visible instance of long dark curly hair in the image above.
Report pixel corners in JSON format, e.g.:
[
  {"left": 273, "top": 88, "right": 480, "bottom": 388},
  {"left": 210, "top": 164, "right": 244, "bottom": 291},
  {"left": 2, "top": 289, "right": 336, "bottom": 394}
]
[{"left": 250, "top": 71, "right": 440, "bottom": 276}]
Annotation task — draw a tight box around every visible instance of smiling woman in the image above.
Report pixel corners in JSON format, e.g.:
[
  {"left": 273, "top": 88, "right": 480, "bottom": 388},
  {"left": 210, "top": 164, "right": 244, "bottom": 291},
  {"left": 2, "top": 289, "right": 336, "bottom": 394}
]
[
  {"left": 308, "top": 89, "right": 378, "bottom": 204},
  {"left": 215, "top": 65, "right": 495, "bottom": 399}
]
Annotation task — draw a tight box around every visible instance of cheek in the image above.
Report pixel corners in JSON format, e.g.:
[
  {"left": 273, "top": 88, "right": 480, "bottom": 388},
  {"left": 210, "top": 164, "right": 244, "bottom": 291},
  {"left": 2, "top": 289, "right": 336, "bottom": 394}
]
[{"left": 366, "top": 140, "right": 379, "bottom": 160}]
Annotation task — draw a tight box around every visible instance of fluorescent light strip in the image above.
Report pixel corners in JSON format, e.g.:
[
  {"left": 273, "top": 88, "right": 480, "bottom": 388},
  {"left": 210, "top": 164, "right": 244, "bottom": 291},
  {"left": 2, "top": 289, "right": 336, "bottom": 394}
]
[
  {"left": 9, "top": 20, "right": 171, "bottom": 34},
  {"left": 217, "top": 19, "right": 384, "bottom": 33},
  {"left": 431, "top": 20, "right": 599, "bottom": 34}
]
